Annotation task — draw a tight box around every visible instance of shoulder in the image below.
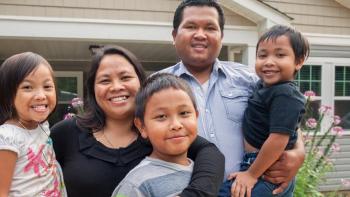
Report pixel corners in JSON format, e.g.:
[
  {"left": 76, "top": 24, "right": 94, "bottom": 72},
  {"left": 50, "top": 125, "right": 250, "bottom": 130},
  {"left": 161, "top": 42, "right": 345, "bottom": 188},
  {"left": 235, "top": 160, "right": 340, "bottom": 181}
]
[
  {"left": 0, "top": 124, "right": 26, "bottom": 154},
  {"left": 157, "top": 63, "right": 181, "bottom": 75},
  {"left": 219, "top": 61, "right": 257, "bottom": 79},
  {"left": 266, "top": 82, "right": 306, "bottom": 104},
  {"left": 50, "top": 118, "right": 82, "bottom": 141}
]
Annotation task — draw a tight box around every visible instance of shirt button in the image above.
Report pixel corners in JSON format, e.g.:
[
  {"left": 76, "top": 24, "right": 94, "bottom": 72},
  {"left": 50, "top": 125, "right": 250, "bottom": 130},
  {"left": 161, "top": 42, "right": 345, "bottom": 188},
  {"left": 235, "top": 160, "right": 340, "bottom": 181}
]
[
  {"left": 205, "top": 109, "right": 209, "bottom": 113},
  {"left": 210, "top": 133, "right": 215, "bottom": 138}
]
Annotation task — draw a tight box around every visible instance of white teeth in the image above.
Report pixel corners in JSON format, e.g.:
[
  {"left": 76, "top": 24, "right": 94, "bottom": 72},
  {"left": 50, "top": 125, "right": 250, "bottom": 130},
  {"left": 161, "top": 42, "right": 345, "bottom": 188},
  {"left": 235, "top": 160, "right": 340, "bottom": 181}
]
[
  {"left": 32, "top": 105, "right": 47, "bottom": 111},
  {"left": 110, "top": 96, "right": 127, "bottom": 102}
]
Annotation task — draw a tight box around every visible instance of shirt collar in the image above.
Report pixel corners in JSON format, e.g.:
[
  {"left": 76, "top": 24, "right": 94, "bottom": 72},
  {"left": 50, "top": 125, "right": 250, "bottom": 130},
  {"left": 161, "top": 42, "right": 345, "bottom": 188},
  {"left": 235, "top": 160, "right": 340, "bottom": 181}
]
[{"left": 175, "top": 59, "right": 225, "bottom": 79}]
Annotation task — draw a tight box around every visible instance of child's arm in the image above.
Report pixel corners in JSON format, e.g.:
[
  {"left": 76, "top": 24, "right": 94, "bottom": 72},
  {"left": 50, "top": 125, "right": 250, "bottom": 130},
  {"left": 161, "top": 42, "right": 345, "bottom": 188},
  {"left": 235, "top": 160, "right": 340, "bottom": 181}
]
[
  {"left": 0, "top": 150, "right": 17, "bottom": 197},
  {"left": 230, "top": 133, "right": 289, "bottom": 197}
]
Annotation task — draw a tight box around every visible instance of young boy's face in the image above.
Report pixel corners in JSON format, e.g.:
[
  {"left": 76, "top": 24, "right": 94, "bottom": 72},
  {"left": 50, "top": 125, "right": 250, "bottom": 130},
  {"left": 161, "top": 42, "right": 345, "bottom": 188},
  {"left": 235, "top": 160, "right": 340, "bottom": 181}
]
[
  {"left": 255, "top": 35, "right": 303, "bottom": 87},
  {"left": 135, "top": 88, "right": 198, "bottom": 165}
]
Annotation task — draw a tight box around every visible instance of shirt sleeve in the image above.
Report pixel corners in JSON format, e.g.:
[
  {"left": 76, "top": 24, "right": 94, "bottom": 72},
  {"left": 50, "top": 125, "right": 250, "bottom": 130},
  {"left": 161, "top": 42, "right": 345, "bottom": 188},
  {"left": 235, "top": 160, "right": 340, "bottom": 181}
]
[
  {"left": 0, "top": 126, "right": 22, "bottom": 155},
  {"left": 269, "top": 94, "right": 305, "bottom": 135},
  {"left": 111, "top": 181, "right": 146, "bottom": 197},
  {"left": 180, "top": 136, "right": 225, "bottom": 197}
]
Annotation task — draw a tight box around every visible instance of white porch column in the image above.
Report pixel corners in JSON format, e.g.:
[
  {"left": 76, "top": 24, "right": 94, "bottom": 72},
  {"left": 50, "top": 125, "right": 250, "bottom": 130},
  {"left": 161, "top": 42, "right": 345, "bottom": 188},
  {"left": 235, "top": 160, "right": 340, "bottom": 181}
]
[{"left": 242, "top": 45, "right": 256, "bottom": 67}]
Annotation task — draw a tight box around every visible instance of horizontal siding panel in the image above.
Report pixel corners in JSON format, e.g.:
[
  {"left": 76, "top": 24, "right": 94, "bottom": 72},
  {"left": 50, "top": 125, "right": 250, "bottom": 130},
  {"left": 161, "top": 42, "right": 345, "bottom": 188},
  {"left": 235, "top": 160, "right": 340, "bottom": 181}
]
[{"left": 263, "top": 0, "right": 342, "bottom": 7}]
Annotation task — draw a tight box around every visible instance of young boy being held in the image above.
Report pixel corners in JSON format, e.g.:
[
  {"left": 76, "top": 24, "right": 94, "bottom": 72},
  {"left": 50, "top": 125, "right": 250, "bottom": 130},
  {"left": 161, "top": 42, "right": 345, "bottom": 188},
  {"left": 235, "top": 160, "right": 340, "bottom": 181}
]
[
  {"left": 221, "top": 25, "right": 309, "bottom": 197},
  {"left": 112, "top": 73, "right": 199, "bottom": 197}
]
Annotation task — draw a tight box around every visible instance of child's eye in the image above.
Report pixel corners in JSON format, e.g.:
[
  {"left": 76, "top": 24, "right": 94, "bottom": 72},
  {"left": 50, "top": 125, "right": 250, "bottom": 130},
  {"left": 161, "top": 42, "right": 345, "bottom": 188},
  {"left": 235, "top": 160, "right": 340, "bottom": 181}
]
[
  {"left": 257, "top": 54, "right": 267, "bottom": 59},
  {"left": 155, "top": 114, "right": 167, "bottom": 120},
  {"left": 21, "top": 85, "right": 32, "bottom": 90},
  {"left": 276, "top": 53, "right": 286, "bottom": 57},
  {"left": 44, "top": 85, "right": 54, "bottom": 89},
  {"left": 180, "top": 111, "right": 191, "bottom": 116}
]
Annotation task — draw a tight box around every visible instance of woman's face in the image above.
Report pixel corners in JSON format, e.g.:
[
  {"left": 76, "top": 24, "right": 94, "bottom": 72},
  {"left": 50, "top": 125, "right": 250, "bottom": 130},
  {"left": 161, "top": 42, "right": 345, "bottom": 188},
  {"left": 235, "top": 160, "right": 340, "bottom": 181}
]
[{"left": 94, "top": 54, "right": 141, "bottom": 121}]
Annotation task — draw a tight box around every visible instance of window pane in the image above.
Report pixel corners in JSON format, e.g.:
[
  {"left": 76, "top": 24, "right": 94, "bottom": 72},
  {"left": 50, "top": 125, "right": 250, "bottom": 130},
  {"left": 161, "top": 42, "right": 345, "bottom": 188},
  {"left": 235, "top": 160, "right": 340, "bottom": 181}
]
[
  {"left": 299, "top": 67, "right": 310, "bottom": 80},
  {"left": 311, "top": 82, "right": 321, "bottom": 96},
  {"left": 334, "top": 66, "right": 350, "bottom": 96},
  {"left": 334, "top": 101, "right": 350, "bottom": 130},
  {"left": 311, "top": 66, "right": 321, "bottom": 80},
  {"left": 335, "top": 82, "right": 343, "bottom": 96},
  {"left": 335, "top": 67, "right": 344, "bottom": 80},
  {"left": 56, "top": 77, "right": 78, "bottom": 102},
  {"left": 346, "top": 67, "right": 350, "bottom": 80},
  {"left": 346, "top": 82, "right": 350, "bottom": 96}
]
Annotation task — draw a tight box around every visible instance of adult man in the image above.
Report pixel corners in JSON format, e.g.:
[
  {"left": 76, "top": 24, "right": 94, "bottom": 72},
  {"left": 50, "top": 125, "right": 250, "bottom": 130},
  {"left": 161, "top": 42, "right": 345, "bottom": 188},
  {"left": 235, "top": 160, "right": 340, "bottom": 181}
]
[{"left": 161, "top": 0, "right": 305, "bottom": 194}]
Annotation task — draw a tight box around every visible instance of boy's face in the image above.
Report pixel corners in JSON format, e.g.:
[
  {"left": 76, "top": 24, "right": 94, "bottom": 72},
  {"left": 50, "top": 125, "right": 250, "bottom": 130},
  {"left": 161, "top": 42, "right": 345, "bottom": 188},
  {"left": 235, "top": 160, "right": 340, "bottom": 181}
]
[
  {"left": 255, "top": 35, "right": 304, "bottom": 87},
  {"left": 135, "top": 88, "right": 198, "bottom": 165}
]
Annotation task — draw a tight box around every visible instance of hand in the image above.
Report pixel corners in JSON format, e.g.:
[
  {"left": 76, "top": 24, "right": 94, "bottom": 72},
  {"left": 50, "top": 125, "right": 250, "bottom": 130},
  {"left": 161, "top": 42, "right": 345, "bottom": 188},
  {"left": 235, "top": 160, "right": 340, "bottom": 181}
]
[
  {"left": 263, "top": 149, "right": 304, "bottom": 194},
  {"left": 228, "top": 171, "right": 257, "bottom": 197}
]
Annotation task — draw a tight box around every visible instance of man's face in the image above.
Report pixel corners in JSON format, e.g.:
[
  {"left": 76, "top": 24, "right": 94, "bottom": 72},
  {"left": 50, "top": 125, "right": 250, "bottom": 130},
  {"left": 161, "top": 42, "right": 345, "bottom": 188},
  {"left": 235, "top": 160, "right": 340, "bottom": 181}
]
[{"left": 172, "top": 6, "right": 223, "bottom": 73}]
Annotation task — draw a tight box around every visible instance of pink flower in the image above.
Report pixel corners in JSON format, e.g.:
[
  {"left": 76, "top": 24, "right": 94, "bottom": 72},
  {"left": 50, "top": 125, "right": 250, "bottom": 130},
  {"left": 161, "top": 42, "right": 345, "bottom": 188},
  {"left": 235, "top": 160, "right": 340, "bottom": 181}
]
[
  {"left": 333, "top": 115, "right": 341, "bottom": 125},
  {"left": 341, "top": 179, "right": 350, "bottom": 187},
  {"left": 331, "top": 126, "right": 344, "bottom": 137},
  {"left": 304, "top": 90, "right": 316, "bottom": 100},
  {"left": 306, "top": 118, "right": 317, "bottom": 129},
  {"left": 331, "top": 143, "right": 341, "bottom": 152},
  {"left": 64, "top": 113, "right": 75, "bottom": 120},
  {"left": 319, "top": 105, "right": 332, "bottom": 115},
  {"left": 71, "top": 97, "right": 84, "bottom": 108}
]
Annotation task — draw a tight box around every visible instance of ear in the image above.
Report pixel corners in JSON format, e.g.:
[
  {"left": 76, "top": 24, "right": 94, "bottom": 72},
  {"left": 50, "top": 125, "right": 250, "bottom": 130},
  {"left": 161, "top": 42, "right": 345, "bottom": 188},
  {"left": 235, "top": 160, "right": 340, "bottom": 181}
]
[
  {"left": 172, "top": 29, "right": 177, "bottom": 45},
  {"left": 295, "top": 59, "right": 305, "bottom": 72},
  {"left": 134, "top": 118, "right": 148, "bottom": 139},
  {"left": 195, "top": 110, "right": 199, "bottom": 119}
]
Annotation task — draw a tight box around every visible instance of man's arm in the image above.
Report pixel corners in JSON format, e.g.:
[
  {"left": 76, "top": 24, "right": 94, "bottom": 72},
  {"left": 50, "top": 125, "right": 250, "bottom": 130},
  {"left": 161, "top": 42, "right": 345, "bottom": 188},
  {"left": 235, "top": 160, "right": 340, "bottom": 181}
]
[{"left": 264, "top": 129, "right": 305, "bottom": 194}]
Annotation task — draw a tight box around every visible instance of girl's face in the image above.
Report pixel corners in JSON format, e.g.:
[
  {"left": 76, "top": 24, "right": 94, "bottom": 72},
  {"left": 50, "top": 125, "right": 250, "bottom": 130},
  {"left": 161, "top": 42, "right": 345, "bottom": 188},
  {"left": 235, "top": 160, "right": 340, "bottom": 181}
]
[
  {"left": 94, "top": 54, "right": 141, "bottom": 121},
  {"left": 14, "top": 64, "right": 56, "bottom": 128}
]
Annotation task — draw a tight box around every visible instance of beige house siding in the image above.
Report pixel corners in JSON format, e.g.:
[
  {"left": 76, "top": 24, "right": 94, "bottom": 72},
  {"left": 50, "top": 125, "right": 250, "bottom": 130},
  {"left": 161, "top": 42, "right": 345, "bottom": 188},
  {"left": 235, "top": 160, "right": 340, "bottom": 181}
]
[
  {"left": 0, "top": 0, "right": 255, "bottom": 26},
  {"left": 262, "top": 0, "right": 350, "bottom": 35}
]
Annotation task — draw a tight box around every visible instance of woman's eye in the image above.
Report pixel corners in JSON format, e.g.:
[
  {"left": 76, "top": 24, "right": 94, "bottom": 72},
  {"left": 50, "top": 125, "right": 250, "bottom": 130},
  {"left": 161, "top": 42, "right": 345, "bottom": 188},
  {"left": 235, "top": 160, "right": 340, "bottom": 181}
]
[{"left": 180, "top": 111, "right": 191, "bottom": 116}]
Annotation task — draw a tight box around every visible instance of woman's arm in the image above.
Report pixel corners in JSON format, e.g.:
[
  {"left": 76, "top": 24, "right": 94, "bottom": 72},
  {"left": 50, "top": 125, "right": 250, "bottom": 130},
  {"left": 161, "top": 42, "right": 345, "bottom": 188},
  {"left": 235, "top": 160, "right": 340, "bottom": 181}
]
[
  {"left": 180, "top": 136, "right": 225, "bottom": 197},
  {"left": 0, "top": 150, "right": 17, "bottom": 197}
]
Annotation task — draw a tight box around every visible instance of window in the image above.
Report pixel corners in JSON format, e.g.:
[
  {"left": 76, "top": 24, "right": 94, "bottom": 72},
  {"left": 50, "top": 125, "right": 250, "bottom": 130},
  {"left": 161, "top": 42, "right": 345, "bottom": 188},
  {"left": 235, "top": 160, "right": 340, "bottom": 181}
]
[
  {"left": 295, "top": 65, "right": 322, "bottom": 120},
  {"left": 334, "top": 66, "right": 350, "bottom": 130},
  {"left": 49, "top": 71, "right": 83, "bottom": 126},
  {"left": 295, "top": 65, "right": 322, "bottom": 96}
]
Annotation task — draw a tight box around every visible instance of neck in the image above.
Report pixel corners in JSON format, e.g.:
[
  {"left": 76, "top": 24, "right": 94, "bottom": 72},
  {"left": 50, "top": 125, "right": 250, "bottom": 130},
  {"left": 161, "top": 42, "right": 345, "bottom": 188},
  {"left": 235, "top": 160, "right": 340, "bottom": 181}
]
[
  {"left": 185, "top": 63, "right": 213, "bottom": 84},
  {"left": 104, "top": 117, "right": 135, "bottom": 137},
  {"left": 10, "top": 118, "right": 39, "bottom": 130},
  {"left": 150, "top": 151, "right": 190, "bottom": 166}
]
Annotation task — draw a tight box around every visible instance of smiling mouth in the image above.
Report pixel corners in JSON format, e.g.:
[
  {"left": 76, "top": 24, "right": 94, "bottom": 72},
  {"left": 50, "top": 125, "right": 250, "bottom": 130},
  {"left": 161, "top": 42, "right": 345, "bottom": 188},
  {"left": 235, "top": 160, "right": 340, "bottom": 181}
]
[
  {"left": 31, "top": 105, "right": 48, "bottom": 112},
  {"left": 110, "top": 96, "right": 129, "bottom": 102}
]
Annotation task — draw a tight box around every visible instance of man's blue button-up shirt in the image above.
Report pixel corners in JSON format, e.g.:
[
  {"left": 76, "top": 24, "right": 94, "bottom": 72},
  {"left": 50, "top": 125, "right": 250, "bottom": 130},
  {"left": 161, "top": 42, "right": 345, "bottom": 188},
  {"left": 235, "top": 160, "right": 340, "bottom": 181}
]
[{"left": 160, "top": 59, "right": 258, "bottom": 176}]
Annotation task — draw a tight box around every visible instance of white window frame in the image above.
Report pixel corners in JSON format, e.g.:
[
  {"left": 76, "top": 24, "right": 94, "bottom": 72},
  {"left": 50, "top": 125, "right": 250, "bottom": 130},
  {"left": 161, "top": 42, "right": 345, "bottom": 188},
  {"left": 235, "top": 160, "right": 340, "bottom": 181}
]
[
  {"left": 54, "top": 71, "right": 84, "bottom": 104},
  {"left": 305, "top": 57, "right": 350, "bottom": 133}
]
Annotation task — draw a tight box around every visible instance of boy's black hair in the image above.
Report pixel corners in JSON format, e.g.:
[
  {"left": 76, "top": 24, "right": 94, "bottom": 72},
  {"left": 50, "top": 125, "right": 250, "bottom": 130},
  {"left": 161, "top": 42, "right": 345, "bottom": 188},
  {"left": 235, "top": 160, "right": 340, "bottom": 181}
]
[
  {"left": 135, "top": 73, "right": 197, "bottom": 124},
  {"left": 77, "top": 45, "right": 146, "bottom": 131},
  {"left": 0, "top": 52, "right": 54, "bottom": 124},
  {"left": 173, "top": 0, "right": 225, "bottom": 35},
  {"left": 256, "top": 25, "right": 310, "bottom": 65}
]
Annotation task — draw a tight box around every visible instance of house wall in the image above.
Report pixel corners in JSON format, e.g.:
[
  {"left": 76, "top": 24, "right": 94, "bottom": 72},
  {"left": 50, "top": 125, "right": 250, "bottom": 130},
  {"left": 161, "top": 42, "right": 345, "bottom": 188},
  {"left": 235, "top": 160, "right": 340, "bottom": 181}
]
[
  {"left": 0, "top": 0, "right": 255, "bottom": 26},
  {"left": 262, "top": 0, "right": 350, "bottom": 35}
]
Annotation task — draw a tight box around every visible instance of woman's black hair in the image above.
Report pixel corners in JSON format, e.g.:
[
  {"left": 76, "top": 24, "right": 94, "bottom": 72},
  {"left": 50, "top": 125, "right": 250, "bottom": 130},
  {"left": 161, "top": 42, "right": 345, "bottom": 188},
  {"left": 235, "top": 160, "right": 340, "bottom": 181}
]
[
  {"left": 0, "top": 52, "right": 54, "bottom": 124},
  {"left": 77, "top": 45, "right": 146, "bottom": 131}
]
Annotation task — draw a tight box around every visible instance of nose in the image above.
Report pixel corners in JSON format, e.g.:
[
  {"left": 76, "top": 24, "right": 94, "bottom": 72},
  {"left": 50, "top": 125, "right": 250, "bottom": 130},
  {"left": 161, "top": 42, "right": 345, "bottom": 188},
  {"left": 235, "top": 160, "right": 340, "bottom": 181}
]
[
  {"left": 194, "top": 28, "right": 206, "bottom": 40},
  {"left": 34, "top": 89, "right": 46, "bottom": 100},
  {"left": 170, "top": 116, "right": 183, "bottom": 131},
  {"left": 264, "top": 56, "right": 275, "bottom": 67},
  {"left": 110, "top": 79, "right": 125, "bottom": 91}
]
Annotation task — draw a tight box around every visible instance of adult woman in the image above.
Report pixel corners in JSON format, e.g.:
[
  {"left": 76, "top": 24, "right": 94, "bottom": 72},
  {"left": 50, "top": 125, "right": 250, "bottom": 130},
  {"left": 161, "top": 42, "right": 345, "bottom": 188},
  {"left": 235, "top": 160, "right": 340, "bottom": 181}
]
[{"left": 50, "top": 45, "right": 224, "bottom": 197}]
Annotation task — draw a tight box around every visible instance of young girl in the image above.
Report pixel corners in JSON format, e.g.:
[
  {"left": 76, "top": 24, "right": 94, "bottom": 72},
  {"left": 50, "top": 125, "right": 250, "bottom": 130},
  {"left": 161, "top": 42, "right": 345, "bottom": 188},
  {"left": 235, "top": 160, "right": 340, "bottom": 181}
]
[{"left": 0, "top": 52, "right": 66, "bottom": 197}]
